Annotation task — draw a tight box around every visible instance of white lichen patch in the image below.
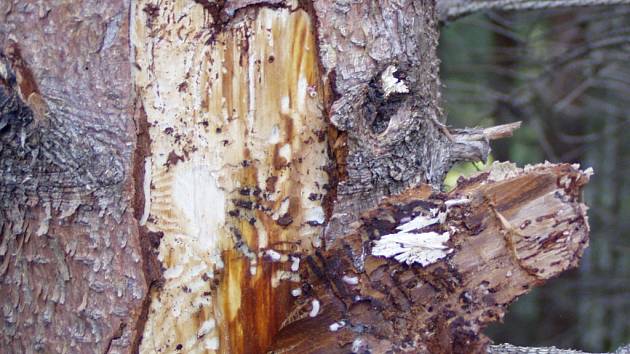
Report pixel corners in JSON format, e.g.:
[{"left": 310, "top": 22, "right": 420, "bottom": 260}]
[{"left": 381, "top": 65, "right": 409, "bottom": 98}]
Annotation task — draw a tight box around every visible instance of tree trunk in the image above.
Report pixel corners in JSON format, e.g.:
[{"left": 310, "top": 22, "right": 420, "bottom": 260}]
[{"left": 0, "top": 1, "right": 594, "bottom": 354}]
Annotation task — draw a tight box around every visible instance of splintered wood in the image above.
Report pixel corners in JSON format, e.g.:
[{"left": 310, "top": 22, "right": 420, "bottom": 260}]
[
  {"left": 269, "top": 162, "right": 591, "bottom": 354},
  {"left": 132, "top": 3, "right": 329, "bottom": 353}
]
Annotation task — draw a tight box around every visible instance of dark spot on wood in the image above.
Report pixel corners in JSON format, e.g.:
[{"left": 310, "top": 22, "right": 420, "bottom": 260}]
[
  {"left": 481, "top": 294, "right": 495, "bottom": 306},
  {"left": 234, "top": 200, "right": 252, "bottom": 210},
  {"left": 277, "top": 213, "right": 293, "bottom": 227},
  {"left": 164, "top": 127, "right": 174, "bottom": 135},
  {"left": 539, "top": 230, "right": 566, "bottom": 249},
  {"left": 536, "top": 212, "right": 557, "bottom": 223},
  {"left": 266, "top": 176, "right": 278, "bottom": 192},
  {"left": 165, "top": 151, "right": 184, "bottom": 168},
  {"left": 519, "top": 219, "right": 531, "bottom": 230},
  {"left": 147, "top": 231, "right": 164, "bottom": 249}
]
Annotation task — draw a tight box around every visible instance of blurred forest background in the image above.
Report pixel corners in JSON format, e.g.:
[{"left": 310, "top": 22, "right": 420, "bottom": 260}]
[{"left": 439, "top": 5, "right": 630, "bottom": 352}]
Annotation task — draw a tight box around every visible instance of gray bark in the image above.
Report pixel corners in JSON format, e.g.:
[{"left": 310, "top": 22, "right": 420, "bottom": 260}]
[{"left": 0, "top": 1, "right": 150, "bottom": 353}]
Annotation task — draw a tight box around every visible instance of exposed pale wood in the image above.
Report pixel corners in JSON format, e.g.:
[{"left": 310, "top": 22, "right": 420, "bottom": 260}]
[{"left": 132, "top": 2, "right": 330, "bottom": 353}]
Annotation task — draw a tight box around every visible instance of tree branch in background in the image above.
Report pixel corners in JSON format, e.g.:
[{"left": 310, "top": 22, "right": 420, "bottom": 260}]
[
  {"left": 488, "top": 343, "right": 630, "bottom": 353},
  {"left": 438, "top": 0, "right": 630, "bottom": 22}
]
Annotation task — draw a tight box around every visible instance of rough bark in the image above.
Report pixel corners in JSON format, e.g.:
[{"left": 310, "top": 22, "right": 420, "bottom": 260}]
[
  {"left": 312, "top": 0, "right": 503, "bottom": 243},
  {"left": 0, "top": 1, "right": 599, "bottom": 354},
  {"left": 0, "top": 1, "right": 149, "bottom": 353}
]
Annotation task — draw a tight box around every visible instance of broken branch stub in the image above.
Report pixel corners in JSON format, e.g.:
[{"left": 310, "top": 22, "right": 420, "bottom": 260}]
[
  {"left": 269, "top": 162, "right": 591, "bottom": 353},
  {"left": 312, "top": 0, "right": 522, "bottom": 245}
]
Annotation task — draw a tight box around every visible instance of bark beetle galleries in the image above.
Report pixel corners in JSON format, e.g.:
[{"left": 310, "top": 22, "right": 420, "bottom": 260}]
[{"left": 269, "top": 163, "right": 591, "bottom": 353}]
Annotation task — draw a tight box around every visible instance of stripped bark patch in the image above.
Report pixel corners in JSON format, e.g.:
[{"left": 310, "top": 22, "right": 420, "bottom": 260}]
[{"left": 132, "top": 3, "right": 329, "bottom": 353}]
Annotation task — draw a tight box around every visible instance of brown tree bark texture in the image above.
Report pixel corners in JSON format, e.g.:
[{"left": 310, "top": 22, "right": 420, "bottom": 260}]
[
  {"left": 0, "top": 1, "right": 148, "bottom": 353},
  {"left": 0, "top": 1, "right": 592, "bottom": 354}
]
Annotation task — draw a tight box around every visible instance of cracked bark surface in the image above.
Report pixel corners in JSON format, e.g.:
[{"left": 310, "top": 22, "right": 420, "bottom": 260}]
[
  {"left": 0, "top": 1, "right": 148, "bottom": 353},
  {"left": 0, "top": 0, "right": 602, "bottom": 353}
]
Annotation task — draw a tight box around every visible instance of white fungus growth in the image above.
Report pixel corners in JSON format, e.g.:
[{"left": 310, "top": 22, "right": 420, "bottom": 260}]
[
  {"left": 163, "top": 265, "right": 184, "bottom": 279},
  {"left": 309, "top": 299, "right": 320, "bottom": 317},
  {"left": 342, "top": 275, "right": 359, "bottom": 285},
  {"left": 381, "top": 65, "right": 409, "bottom": 98},
  {"left": 291, "top": 288, "right": 302, "bottom": 297},
  {"left": 139, "top": 157, "right": 152, "bottom": 226}
]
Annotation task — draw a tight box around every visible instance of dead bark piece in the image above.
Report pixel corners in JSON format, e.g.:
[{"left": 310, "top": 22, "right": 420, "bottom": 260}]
[{"left": 269, "top": 162, "right": 591, "bottom": 354}]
